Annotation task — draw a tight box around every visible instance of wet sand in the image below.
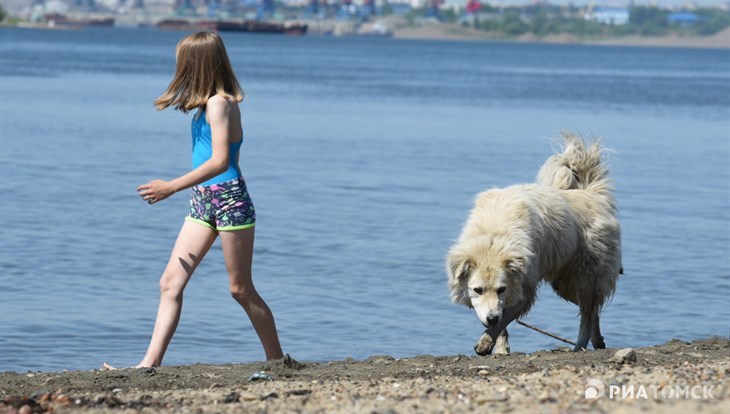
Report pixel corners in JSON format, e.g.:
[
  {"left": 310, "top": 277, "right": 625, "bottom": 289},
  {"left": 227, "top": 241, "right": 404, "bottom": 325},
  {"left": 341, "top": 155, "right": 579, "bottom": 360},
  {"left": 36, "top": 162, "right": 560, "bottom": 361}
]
[{"left": 1, "top": 338, "right": 728, "bottom": 413}]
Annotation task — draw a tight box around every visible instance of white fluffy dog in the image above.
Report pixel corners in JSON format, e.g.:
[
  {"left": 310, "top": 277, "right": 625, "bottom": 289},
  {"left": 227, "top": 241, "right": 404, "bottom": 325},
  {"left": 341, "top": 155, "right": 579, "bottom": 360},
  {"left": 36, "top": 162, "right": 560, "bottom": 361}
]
[{"left": 446, "top": 134, "right": 622, "bottom": 355}]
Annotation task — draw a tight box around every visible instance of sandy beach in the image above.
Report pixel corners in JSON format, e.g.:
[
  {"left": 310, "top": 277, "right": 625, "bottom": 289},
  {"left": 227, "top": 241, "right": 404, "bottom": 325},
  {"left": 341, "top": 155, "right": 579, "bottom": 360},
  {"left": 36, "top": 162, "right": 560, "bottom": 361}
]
[{"left": 1, "top": 337, "right": 727, "bottom": 413}]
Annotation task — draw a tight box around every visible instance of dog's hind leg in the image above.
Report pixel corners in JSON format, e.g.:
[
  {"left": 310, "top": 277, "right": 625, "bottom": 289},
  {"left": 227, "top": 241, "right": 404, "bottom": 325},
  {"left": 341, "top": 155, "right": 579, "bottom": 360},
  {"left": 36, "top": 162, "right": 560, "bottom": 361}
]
[
  {"left": 575, "top": 306, "right": 597, "bottom": 352},
  {"left": 590, "top": 314, "right": 606, "bottom": 349},
  {"left": 494, "top": 329, "right": 510, "bottom": 355}
]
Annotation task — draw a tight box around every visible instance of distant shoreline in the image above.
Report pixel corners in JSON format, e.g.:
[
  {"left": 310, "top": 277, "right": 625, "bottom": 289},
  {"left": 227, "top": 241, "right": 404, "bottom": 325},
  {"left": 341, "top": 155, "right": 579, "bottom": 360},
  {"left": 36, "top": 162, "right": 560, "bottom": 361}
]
[
  {"left": 1, "top": 337, "right": 728, "bottom": 413},
  {"left": 390, "top": 23, "right": 730, "bottom": 49},
  {"left": 3, "top": 21, "right": 729, "bottom": 49}
]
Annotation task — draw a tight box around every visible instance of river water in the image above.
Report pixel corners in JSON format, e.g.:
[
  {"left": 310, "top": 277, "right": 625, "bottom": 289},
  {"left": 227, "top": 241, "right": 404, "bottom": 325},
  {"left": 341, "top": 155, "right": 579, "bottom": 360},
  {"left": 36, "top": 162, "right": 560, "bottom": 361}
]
[{"left": 1, "top": 28, "right": 728, "bottom": 372}]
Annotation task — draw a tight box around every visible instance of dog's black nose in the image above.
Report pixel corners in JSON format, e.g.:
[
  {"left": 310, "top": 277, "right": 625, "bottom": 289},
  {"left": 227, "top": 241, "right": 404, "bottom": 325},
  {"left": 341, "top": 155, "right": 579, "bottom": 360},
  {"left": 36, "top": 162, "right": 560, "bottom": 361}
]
[{"left": 487, "top": 316, "right": 499, "bottom": 326}]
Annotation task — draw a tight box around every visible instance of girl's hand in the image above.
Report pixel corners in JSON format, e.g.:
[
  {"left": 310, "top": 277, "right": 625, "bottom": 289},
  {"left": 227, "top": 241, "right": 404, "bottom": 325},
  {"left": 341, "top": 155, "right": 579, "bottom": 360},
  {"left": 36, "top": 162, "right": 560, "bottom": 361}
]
[{"left": 137, "top": 180, "right": 175, "bottom": 204}]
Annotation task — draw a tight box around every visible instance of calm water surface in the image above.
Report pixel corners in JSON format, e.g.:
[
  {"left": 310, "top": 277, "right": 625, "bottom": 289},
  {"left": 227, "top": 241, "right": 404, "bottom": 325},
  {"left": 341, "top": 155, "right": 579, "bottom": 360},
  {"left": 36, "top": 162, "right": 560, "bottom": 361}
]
[{"left": 1, "top": 28, "right": 729, "bottom": 372}]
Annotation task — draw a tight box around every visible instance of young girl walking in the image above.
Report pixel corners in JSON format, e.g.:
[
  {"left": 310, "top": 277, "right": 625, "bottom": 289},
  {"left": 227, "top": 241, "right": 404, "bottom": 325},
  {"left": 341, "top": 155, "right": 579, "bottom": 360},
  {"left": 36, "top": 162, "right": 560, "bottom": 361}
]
[{"left": 105, "top": 31, "right": 283, "bottom": 368}]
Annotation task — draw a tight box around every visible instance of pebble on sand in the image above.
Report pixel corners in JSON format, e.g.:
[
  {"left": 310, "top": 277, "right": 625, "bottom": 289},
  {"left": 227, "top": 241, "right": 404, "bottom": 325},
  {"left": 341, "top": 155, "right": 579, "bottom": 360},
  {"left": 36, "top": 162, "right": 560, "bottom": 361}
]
[{"left": 611, "top": 348, "right": 637, "bottom": 364}]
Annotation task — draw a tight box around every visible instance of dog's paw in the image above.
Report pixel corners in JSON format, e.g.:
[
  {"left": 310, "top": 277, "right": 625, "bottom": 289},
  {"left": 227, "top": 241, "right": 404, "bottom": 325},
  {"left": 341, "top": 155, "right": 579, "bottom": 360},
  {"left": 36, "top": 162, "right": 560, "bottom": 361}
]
[
  {"left": 493, "top": 344, "right": 510, "bottom": 355},
  {"left": 474, "top": 333, "right": 495, "bottom": 356}
]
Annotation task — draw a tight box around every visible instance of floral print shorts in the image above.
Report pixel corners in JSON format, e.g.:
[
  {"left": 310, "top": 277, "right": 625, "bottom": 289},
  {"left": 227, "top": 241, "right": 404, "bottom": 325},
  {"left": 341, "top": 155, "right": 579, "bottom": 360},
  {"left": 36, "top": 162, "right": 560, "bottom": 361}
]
[{"left": 186, "top": 177, "right": 256, "bottom": 231}]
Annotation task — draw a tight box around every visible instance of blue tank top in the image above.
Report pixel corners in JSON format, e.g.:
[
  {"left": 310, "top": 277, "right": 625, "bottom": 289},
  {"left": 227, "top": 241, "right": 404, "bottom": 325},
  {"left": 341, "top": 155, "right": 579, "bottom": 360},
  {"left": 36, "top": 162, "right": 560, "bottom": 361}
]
[{"left": 191, "top": 109, "right": 243, "bottom": 187}]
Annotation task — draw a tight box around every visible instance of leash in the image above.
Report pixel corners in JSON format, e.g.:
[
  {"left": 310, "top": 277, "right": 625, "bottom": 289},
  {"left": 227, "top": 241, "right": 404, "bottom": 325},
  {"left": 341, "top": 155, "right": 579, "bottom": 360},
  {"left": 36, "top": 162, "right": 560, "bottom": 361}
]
[{"left": 516, "top": 320, "right": 577, "bottom": 347}]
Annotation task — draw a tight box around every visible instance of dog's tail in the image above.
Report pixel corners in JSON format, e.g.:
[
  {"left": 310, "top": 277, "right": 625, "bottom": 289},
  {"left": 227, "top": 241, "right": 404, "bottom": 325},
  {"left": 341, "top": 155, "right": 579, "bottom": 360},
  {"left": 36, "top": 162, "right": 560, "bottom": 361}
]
[{"left": 537, "top": 132, "right": 613, "bottom": 197}]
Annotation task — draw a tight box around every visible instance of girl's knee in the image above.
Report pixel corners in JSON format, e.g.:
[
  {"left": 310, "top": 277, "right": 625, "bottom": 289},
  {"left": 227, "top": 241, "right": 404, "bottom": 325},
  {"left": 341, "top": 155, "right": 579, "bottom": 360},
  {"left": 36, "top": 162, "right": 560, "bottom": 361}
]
[
  {"left": 159, "top": 273, "right": 186, "bottom": 297},
  {"left": 229, "top": 284, "right": 256, "bottom": 301}
]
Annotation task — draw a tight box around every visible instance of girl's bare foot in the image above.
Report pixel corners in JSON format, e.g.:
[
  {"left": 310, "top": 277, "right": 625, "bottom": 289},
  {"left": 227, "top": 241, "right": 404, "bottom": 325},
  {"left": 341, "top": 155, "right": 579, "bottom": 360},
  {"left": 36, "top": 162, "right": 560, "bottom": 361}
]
[
  {"left": 102, "top": 362, "right": 153, "bottom": 370},
  {"left": 101, "top": 362, "right": 122, "bottom": 370}
]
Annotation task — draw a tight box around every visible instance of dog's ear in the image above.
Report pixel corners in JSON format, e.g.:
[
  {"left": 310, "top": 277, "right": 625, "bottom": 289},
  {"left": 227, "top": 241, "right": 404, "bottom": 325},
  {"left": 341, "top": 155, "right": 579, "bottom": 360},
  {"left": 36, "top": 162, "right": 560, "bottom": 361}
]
[
  {"left": 503, "top": 257, "right": 526, "bottom": 274},
  {"left": 451, "top": 260, "right": 470, "bottom": 281},
  {"left": 447, "top": 249, "right": 473, "bottom": 307},
  {"left": 447, "top": 251, "right": 471, "bottom": 281}
]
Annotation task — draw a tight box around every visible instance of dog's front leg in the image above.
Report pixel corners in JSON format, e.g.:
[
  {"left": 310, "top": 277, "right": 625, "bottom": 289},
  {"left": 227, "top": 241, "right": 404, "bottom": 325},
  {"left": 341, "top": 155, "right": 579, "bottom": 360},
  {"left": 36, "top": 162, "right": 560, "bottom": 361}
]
[
  {"left": 475, "top": 328, "right": 510, "bottom": 355},
  {"left": 494, "top": 329, "right": 510, "bottom": 355},
  {"left": 474, "top": 307, "right": 518, "bottom": 356},
  {"left": 474, "top": 330, "right": 496, "bottom": 355}
]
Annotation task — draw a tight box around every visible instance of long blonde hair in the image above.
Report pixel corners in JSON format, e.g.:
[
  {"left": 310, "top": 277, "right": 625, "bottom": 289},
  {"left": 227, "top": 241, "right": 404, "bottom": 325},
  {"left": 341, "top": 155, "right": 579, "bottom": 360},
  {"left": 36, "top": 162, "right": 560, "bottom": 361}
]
[{"left": 155, "top": 32, "right": 244, "bottom": 113}]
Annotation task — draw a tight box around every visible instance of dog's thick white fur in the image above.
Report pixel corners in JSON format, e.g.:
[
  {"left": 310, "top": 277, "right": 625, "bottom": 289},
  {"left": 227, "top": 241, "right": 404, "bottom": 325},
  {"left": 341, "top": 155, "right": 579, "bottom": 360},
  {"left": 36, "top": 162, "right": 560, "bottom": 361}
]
[{"left": 446, "top": 134, "right": 621, "bottom": 355}]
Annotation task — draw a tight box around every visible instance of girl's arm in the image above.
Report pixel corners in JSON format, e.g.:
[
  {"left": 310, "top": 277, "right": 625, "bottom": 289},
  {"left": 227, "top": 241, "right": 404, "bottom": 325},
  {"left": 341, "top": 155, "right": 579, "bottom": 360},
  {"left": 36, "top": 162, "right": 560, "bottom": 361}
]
[{"left": 138, "top": 96, "right": 234, "bottom": 204}]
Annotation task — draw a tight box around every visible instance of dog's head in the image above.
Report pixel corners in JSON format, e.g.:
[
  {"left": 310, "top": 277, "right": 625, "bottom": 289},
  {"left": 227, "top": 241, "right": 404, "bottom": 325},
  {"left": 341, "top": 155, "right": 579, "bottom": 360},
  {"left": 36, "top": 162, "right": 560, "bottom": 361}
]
[{"left": 447, "top": 236, "right": 528, "bottom": 328}]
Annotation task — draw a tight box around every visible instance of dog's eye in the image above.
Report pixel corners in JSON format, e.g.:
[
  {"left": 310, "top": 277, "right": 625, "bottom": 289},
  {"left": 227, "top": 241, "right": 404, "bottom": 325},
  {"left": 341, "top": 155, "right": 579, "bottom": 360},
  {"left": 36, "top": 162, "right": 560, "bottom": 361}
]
[
  {"left": 473, "top": 287, "right": 483, "bottom": 295},
  {"left": 497, "top": 287, "right": 506, "bottom": 294}
]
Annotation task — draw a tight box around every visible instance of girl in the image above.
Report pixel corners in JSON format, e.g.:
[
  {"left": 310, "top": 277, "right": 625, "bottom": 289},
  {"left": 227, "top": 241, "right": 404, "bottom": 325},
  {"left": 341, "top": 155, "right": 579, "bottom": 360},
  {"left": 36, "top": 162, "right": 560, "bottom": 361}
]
[{"left": 105, "top": 31, "right": 283, "bottom": 368}]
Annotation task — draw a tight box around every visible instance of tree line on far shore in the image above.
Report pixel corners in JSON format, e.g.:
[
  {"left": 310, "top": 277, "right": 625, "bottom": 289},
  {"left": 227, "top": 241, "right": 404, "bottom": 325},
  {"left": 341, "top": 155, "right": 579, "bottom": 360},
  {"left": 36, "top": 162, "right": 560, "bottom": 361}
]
[{"left": 406, "top": 5, "right": 730, "bottom": 38}]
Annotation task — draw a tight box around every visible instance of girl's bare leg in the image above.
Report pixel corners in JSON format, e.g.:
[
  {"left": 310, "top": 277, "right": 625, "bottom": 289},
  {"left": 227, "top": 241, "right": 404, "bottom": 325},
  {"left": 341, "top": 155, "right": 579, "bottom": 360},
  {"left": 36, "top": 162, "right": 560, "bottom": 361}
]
[
  {"left": 105, "top": 221, "right": 218, "bottom": 369},
  {"left": 220, "top": 227, "right": 284, "bottom": 360}
]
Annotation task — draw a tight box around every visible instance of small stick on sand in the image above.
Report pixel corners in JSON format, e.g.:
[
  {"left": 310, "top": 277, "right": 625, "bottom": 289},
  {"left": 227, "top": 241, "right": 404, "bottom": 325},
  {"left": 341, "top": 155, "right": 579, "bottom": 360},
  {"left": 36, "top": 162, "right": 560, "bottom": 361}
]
[{"left": 516, "top": 320, "right": 577, "bottom": 347}]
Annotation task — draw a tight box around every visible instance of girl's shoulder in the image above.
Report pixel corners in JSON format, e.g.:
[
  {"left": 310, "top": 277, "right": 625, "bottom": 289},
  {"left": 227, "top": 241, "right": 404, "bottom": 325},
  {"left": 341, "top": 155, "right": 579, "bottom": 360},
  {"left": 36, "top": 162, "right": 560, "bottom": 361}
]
[
  {"left": 205, "top": 94, "right": 241, "bottom": 123},
  {"left": 206, "top": 94, "right": 239, "bottom": 112},
  {"left": 207, "top": 93, "right": 231, "bottom": 106}
]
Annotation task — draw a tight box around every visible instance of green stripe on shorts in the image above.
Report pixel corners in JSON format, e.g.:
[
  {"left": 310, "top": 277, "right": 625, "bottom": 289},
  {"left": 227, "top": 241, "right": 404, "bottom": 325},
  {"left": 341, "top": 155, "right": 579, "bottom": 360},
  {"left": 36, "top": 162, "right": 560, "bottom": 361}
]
[
  {"left": 185, "top": 217, "right": 217, "bottom": 230},
  {"left": 217, "top": 223, "right": 256, "bottom": 231}
]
